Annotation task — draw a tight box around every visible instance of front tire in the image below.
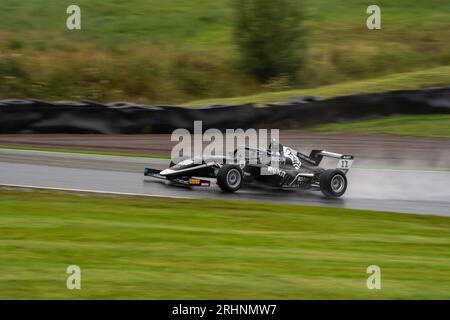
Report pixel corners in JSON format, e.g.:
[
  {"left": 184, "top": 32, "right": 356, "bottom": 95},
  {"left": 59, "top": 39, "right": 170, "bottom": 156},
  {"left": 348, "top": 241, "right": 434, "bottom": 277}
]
[
  {"left": 320, "top": 169, "right": 347, "bottom": 197},
  {"left": 217, "top": 165, "right": 243, "bottom": 192}
]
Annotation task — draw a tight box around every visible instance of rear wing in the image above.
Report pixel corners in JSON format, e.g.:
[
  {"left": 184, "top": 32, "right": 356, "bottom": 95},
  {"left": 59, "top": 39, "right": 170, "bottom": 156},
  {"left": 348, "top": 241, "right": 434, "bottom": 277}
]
[{"left": 309, "top": 150, "right": 354, "bottom": 173}]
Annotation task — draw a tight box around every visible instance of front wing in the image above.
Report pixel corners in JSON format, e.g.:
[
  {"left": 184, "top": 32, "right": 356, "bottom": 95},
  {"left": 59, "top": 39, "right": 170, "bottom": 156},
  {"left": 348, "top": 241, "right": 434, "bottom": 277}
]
[{"left": 144, "top": 167, "right": 211, "bottom": 187}]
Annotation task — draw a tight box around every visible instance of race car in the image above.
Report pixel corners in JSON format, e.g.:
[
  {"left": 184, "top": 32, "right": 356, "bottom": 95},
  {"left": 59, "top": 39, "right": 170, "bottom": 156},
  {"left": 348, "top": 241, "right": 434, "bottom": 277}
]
[{"left": 144, "top": 142, "right": 354, "bottom": 197}]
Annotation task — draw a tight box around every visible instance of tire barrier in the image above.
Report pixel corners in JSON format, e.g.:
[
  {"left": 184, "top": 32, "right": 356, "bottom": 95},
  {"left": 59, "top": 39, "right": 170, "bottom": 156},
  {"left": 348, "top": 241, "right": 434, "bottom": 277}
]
[{"left": 1, "top": 86, "right": 449, "bottom": 134}]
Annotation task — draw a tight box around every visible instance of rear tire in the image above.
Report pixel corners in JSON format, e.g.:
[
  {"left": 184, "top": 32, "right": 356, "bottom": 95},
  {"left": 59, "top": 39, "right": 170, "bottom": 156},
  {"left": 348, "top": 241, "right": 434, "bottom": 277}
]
[
  {"left": 320, "top": 169, "right": 347, "bottom": 197},
  {"left": 217, "top": 165, "right": 243, "bottom": 192}
]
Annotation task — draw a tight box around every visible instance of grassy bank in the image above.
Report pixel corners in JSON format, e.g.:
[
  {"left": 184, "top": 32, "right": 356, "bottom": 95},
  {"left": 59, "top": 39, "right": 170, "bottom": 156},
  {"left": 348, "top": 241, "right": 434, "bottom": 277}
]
[
  {"left": 311, "top": 115, "right": 450, "bottom": 138},
  {"left": 1, "top": 188, "right": 450, "bottom": 299},
  {"left": 1, "top": 0, "right": 449, "bottom": 103},
  {"left": 0, "top": 145, "right": 169, "bottom": 159},
  {"left": 184, "top": 66, "right": 450, "bottom": 106}
]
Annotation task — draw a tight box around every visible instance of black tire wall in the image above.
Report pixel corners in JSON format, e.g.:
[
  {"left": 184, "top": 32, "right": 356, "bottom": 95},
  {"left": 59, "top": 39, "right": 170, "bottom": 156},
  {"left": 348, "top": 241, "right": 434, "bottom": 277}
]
[{"left": 0, "top": 86, "right": 449, "bottom": 134}]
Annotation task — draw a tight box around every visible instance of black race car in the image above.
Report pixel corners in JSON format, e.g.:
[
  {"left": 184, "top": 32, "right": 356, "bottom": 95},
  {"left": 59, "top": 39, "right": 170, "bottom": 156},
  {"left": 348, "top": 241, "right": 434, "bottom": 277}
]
[{"left": 144, "top": 142, "right": 354, "bottom": 197}]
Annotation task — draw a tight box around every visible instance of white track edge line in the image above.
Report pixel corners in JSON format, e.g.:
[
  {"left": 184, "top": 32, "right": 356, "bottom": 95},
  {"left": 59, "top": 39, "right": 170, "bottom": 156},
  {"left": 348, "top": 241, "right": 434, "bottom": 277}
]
[{"left": 0, "top": 183, "right": 190, "bottom": 199}]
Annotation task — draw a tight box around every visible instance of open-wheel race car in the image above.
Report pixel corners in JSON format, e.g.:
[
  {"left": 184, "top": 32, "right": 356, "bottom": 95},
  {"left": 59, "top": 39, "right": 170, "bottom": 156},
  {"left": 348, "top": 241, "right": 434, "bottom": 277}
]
[{"left": 144, "top": 142, "right": 354, "bottom": 197}]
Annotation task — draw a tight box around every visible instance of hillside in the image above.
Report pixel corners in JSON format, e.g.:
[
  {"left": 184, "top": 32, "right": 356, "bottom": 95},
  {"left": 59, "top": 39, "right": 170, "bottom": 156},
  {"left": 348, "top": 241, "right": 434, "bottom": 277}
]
[{"left": 0, "top": 0, "right": 449, "bottom": 103}]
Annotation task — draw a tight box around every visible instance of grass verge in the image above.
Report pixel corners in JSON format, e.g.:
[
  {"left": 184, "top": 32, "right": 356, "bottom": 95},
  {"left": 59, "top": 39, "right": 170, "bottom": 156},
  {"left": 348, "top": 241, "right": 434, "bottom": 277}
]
[
  {"left": 311, "top": 115, "right": 450, "bottom": 138},
  {"left": 0, "top": 145, "right": 169, "bottom": 159},
  {"left": 1, "top": 188, "right": 450, "bottom": 299}
]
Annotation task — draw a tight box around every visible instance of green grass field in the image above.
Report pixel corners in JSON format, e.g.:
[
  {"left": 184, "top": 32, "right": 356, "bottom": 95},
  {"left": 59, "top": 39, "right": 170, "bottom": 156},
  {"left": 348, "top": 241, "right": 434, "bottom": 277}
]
[
  {"left": 1, "top": 188, "right": 450, "bottom": 299},
  {"left": 311, "top": 115, "right": 450, "bottom": 138},
  {"left": 0, "top": 145, "right": 169, "bottom": 159},
  {"left": 184, "top": 66, "right": 450, "bottom": 106},
  {"left": 3, "top": 1, "right": 448, "bottom": 48},
  {"left": 1, "top": 0, "right": 449, "bottom": 103}
]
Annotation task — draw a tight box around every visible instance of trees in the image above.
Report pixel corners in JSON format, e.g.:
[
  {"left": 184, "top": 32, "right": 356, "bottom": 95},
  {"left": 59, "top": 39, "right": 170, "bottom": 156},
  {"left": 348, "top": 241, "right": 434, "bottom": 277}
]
[{"left": 233, "top": 0, "right": 305, "bottom": 82}]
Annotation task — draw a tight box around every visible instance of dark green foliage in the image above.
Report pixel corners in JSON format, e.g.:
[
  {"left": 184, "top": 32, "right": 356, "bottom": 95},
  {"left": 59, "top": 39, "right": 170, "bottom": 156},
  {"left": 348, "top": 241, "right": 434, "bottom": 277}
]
[{"left": 233, "top": 0, "right": 306, "bottom": 82}]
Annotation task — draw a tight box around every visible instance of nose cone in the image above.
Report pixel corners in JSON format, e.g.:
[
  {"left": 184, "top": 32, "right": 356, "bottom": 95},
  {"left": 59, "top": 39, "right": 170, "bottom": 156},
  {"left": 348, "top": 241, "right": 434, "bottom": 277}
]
[{"left": 160, "top": 169, "right": 174, "bottom": 176}]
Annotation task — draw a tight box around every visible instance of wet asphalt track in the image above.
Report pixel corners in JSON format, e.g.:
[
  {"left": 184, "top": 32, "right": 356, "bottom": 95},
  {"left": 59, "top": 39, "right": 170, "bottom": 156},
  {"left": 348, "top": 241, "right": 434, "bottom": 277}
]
[{"left": 1, "top": 149, "right": 449, "bottom": 216}]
